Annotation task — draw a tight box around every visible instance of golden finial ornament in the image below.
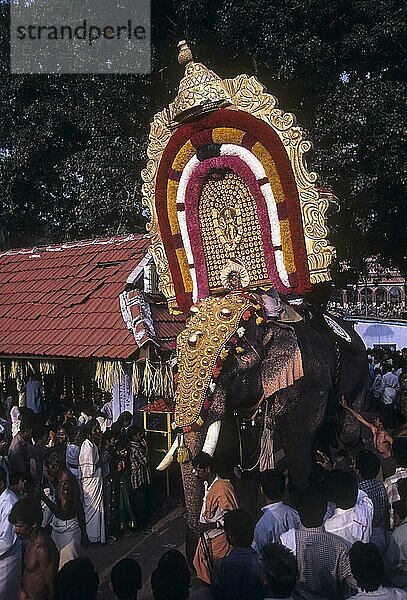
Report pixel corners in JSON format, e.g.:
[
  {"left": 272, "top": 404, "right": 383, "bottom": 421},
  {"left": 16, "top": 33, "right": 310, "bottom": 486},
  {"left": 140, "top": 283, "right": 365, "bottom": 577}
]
[
  {"left": 169, "top": 40, "right": 232, "bottom": 124},
  {"left": 177, "top": 40, "right": 193, "bottom": 65}
]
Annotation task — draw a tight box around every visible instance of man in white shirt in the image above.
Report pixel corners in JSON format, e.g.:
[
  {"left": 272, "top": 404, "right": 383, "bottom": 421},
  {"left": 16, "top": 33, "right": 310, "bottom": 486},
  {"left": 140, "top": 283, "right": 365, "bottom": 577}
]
[
  {"left": 349, "top": 541, "right": 407, "bottom": 598},
  {"left": 0, "top": 469, "right": 22, "bottom": 598},
  {"left": 384, "top": 438, "right": 407, "bottom": 527},
  {"left": 325, "top": 470, "right": 373, "bottom": 544},
  {"left": 252, "top": 470, "right": 300, "bottom": 555},
  {"left": 393, "top": 500, "right": 407, "bottom": 570},
  {"left": 380, "top": 365, "right": 400, "bottom": 405},
  {"left": 389, "top": 500, "right": 407, "bottom": 588}
]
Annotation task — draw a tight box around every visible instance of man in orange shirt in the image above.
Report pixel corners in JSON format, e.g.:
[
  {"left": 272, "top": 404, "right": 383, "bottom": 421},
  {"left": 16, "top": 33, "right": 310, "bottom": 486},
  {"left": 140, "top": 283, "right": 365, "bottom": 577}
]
[{"left": 192, "top": 452, "right": 238, "bottom": 584}]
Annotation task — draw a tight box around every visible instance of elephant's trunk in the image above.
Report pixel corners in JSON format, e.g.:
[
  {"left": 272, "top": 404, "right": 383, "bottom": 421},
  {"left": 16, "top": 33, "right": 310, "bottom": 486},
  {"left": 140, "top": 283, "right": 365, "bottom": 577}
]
[{"left": 180, "top": 428, "right": 205, "bottom": 566}]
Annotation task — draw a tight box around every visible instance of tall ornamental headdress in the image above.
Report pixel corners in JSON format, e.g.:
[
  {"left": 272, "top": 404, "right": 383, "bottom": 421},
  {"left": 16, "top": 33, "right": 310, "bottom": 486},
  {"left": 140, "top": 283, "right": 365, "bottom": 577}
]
[{"left": 142, "top": 41, "right": 336, "bottom": 314}]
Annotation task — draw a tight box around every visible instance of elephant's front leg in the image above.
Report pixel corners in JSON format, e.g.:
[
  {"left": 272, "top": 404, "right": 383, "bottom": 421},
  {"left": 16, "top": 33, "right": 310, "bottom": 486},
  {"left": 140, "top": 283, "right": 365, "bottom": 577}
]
[{"left": 273, "top": 386, "right": 329, "bottom": 488}]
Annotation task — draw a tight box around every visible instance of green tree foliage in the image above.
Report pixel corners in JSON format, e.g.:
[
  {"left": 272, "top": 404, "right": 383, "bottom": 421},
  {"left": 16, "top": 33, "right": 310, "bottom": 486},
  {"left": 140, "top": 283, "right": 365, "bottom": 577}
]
[
  {"left": 0, "top": 73, "right": 150, "bottom": 247},
  {"left": 1, "top": 0, "right": 405, "bottom": 274},
  {"left": 0, "top": 2, "right": 153, "bottom": 248}
]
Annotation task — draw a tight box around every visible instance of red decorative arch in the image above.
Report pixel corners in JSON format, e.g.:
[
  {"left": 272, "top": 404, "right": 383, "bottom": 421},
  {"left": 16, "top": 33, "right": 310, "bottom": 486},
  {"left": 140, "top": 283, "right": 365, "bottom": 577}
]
[{"left": 155, "top": 108, "right": 310, "bottom": 312}]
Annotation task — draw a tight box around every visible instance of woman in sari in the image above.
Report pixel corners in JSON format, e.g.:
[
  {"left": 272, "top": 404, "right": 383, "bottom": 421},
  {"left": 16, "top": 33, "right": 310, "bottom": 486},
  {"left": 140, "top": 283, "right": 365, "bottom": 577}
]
[
  {"left": 111, "top": 422, "right": 137, "bottom": 532},
  {"left": 78, "top": 419, "right": 106, "bottom": 544}
]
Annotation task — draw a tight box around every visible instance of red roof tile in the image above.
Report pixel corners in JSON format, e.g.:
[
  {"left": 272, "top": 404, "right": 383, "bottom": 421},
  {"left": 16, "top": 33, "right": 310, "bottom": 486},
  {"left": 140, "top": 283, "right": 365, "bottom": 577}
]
[
  {"left": 150, "top": 306, "right": 186, "bottom": 350},
  {"left": 0, "top": 235, "right": 150, "bottom": 359}
]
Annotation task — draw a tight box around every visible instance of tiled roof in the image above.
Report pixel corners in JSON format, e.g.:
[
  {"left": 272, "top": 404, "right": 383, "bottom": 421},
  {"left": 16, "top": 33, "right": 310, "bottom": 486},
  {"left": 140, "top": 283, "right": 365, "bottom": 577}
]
[
  {"left": 150, "top": 305, "right": 186, "bottom": 351},
  {"left": 0, "top": 235, "right": 151, "bottom": 360}
]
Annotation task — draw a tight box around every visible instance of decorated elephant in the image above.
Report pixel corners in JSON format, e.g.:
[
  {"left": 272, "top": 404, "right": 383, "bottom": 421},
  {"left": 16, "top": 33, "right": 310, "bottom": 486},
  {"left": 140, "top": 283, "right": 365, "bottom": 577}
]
[
  {"left": 156, "top": 289, "right": 366, "bottom": 558},
  {"left": 140, "top": 41, "right": 367, "bottom": 562}
]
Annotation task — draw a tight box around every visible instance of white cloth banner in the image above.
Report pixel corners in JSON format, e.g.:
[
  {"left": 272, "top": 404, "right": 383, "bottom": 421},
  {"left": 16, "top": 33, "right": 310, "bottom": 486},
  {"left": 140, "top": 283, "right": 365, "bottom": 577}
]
[{"left": 112, "top": 372, "right": 134, "bottom": 422}]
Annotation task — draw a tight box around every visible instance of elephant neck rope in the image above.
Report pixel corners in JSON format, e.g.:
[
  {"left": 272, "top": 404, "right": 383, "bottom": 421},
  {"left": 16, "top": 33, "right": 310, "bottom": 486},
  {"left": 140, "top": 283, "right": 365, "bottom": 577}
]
[{"left": 236, "top": 397, "right": 268, "bottom": 473}]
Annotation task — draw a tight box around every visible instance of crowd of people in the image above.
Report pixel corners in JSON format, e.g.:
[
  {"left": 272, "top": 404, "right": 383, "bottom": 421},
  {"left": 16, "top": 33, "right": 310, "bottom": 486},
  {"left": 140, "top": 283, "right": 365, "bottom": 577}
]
[
  {"left": 328, "top": 302, "right": 406, "bottom": 320},
  {"left": 365, "top": 348, "right": 407, "bottom": 422},
  {"left": 0, "top": 392, "right": 152, "bottom": 599},
  {"left": 1, "top": 346, "right": 407, "bottom": 599},
  {"left": 182, "top": 443, "right": 407, "bottom": 600},
  {"left": 30, "top": 436, "right": 407, "bottom": 600}
]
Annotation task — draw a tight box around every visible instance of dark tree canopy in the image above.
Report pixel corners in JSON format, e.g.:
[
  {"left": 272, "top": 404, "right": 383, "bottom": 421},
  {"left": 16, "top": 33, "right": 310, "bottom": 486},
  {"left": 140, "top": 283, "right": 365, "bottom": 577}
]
[{"left": 1, "top": 0, "right": 405, "bottom": 275}]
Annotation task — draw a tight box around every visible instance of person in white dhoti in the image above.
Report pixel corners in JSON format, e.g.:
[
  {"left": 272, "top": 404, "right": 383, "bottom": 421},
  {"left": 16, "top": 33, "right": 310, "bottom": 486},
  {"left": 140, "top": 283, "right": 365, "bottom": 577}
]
[
  {"left": 0, "top": 469, "right": 22, "bottom": 600},
  {"left": 78, "top": 420, "right": 105, "bottom": 544},
  {"left": 39, "top": 453, "right": 88, "bottom": 570},
  {"left": 51, "top": 515, "right": 81, "bottom": 569}
]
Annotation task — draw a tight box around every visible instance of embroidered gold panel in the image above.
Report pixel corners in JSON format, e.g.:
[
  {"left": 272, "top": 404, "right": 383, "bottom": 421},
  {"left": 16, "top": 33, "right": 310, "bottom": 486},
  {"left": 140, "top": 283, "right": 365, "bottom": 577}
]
[
  {"left": 174, "top": 294, "right": 252, "bottom": 427},
  {"left": 199, "top": 172, "right": 268, "bottom": 290}
]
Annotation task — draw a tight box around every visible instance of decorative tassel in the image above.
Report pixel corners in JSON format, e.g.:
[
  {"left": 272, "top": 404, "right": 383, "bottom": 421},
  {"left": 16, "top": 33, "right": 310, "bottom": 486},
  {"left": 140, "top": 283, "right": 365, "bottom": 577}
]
[
  {"left": 27, "top": 361, "right": 36, "bottom": 375},
  {"left": 94, "top": 360, "right": 123, "bottom": 392},
  {"left": 153, "top": 361, "right": 165, "bottom": 397},
  {"left": 10, "top": 361, "right": 22, "bottom": 379},
  {"left": 132, "top": 362, "right": 140, "bottom": 396},
  {"left": 142, "top": 356, "right": 155, "bottom": 398},
  {"left": 176, "top": 433, "right": 189, "bottom": 464},
  {"left": 163, "top": 361, "right": 174, "bottom": 398},
  {"left": 260, "top": 427, "right": 274, "bottom": 471},
  {"left": 39, "top": 361, "right": 55, "bottom": 375}
]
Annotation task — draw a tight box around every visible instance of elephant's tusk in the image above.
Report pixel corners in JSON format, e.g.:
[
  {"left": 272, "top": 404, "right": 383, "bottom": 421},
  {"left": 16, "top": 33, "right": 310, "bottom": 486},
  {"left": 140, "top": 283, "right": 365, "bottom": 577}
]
[
  {"left": 156, "top": 437, "right": 179, "bottom": 471},
  {"left": 202, "top": 420, "right": 221, "bottom": 457}
]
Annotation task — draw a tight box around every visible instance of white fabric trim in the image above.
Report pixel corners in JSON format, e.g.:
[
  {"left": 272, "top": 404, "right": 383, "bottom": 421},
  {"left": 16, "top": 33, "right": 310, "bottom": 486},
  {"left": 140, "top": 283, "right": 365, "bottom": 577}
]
[
  {"left": 126, "top": 251, "right": 152, "bottom": 284},
  {"left": 175, "top": 145, "right": 292, "bottom": 294},
  {"left": 221, "top": 144, "right": 289, "bottom": 287}
]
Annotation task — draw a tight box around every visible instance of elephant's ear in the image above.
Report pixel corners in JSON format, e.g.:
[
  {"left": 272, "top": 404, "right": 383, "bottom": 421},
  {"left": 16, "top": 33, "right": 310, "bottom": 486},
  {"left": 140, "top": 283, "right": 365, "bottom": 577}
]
[{"left": 261, "top": 323, "right": 303, "bottom": 397}]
